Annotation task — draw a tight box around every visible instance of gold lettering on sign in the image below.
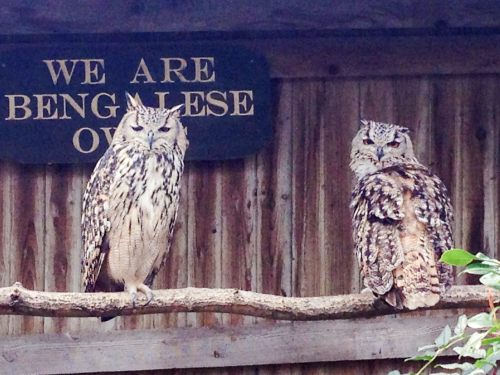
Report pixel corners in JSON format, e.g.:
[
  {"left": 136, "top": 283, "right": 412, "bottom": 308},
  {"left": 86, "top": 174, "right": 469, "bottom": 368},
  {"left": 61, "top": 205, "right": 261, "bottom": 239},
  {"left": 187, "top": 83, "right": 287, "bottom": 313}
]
[
  {"left": 73, "top": 127, "right": 99, "bottom": 153},
  {"left": 230, "top": 90, "right": 254, "bottom": 116},
  {"left": 161, "top": 58, "right": 189, "bottom": 83},
  {"left": 206, "top": 91, "right": 228, "bottom": 116},
  {"left": 43, "top": 60, "right": 79, "bottom": 85},
  {"left": 100, "top": 127, "right": 116, "bottom": 146},
  {"left": 81, "top": 59, "right": 106, "bottom": 84},
  {"left": 130, "top": 59, "right": 156, "bottom": 84},
  {"left": 59, "top": 93, "right": 88, "bottom": 119},
  {"left": 154, "top": 92, "right": 169, "bottom": 109},
  {"left": 43, "top": 59, "right": 105, "bottom": 85},
  {"left": 5, "top": 95, "right": 32, "bottom": 120},
  {"left": 33, "top": 94, "right": 58, "bottom": 120},
  {"left": 192, "top": 57, "right": 215, "bottom": 82},
  {"left": 91, "top": 93, "right": 119, "bottom": 119},
  {"left": 182, "top": 91, "right": 205, "bottom": 116}
]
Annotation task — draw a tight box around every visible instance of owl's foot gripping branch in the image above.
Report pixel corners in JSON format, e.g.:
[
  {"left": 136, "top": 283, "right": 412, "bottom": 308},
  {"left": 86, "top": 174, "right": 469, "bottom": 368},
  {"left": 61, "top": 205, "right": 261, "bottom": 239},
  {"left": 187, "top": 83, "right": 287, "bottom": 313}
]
[{"left": 0, "top": 282, "right": 495, "bottom": 320}]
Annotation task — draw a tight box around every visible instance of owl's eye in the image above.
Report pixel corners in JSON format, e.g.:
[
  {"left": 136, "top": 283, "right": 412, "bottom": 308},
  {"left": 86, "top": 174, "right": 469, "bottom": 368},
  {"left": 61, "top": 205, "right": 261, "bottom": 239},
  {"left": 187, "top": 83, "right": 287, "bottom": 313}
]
[
  {"left": 363, "top": 139, "right": 374, "bottom": 145},
  {"left": 131, "top": 124, "right": 143, "bottom": 132},
  {"left": 388, "top": 141, "right": 400, "bottom": 148},
  {"left": 158, "top": 126, "right": 171, "bottom": 132}
]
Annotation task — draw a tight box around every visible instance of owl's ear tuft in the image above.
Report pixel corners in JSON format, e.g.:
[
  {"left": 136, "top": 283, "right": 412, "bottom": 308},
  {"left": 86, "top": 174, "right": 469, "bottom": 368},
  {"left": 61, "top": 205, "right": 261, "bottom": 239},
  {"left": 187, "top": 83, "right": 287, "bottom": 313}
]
[
  {"left": 125, "top": 92, "right": 140, "bottom": 111},
  {"left": 170, "top": 104, "right": 185, "bottom": 118},
  {"left": 358, "top": 118, "right": 369, "bottom": 129}
]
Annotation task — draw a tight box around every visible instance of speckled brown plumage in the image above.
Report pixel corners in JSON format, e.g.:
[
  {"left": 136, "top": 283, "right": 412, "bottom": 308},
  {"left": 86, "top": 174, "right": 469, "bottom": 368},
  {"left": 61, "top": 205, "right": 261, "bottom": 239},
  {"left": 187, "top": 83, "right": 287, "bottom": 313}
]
[
  {"left": 350, "top": 120, "right": 453, "bottom": 310},
  {"left": 81, "top": 93, "right": 188, "bottom": 311}
]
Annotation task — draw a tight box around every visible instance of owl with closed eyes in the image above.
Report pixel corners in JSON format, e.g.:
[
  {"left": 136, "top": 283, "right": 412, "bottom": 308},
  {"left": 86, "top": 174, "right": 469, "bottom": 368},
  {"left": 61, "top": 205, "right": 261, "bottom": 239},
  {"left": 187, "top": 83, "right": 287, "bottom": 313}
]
[
  {"left": 82, "top": 93, "right": 189, "bottom": 319},
  {"left": 350, "top": 120, "right": 453, "bottom": 310}
]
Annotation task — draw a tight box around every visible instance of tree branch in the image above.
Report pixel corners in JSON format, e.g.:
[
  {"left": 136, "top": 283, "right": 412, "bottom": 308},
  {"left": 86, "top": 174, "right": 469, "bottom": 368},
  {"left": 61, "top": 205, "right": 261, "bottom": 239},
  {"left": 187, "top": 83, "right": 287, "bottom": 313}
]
[{"left": 0, "top": 282, "right": 495, "bottom": 320}]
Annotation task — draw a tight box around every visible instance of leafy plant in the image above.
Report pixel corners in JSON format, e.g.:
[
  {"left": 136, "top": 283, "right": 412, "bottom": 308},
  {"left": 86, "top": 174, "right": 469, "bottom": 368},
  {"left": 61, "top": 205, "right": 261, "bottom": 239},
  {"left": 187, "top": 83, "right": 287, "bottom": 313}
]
[{"left": 390, "top": 249, "right": 500, "bottom": 375}]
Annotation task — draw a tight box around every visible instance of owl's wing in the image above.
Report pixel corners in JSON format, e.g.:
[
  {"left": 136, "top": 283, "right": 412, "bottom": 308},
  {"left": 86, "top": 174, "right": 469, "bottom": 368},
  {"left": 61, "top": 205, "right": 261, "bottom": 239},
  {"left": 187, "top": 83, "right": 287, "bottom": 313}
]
[
  {"left": 351, "top": 173, "right": 406, "bottom": 295},
  {"left": 410, "top": 167, "right": 454, "bottom": 290},
  {"left": 81, "top": 148, "right": 117, "bottom": 292}
]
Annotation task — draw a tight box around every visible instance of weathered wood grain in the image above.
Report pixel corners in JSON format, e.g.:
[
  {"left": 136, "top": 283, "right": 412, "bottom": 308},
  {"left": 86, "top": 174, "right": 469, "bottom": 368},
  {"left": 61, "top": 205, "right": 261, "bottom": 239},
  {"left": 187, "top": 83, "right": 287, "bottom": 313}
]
[
  {"left": 0, "top": 308, "right": 480, "bottom": 375},
  {"left": 245, "top": 36, "right": 500, "bottom": 78},
  {"left": 257, "top": 80, "right": 293, "bottom": 300},
  {"left": 322, "top": 80, "right": 360, "bottom": 295},
  {"left": 1, "top": 0, "right": 500, "bottom": 34},
  {"left": 292, "top": 81, "right": 323, "bottom": 298},
  {"left": 459, "top": 78, "right": 488, "bottom": 262},
  {"left": 221, "top": 157, "right": 257, "bottom": 326},
  {"left": 186, "top": 162, "right": 223, "bottom": 327},
  {"left": 0, "top": 161, "right": 13, "bottom": 335},
  {"left": 9, "top": 164, "right": 45, "bottom": 335},
  {"left": 482, "top": 78, "right": 500, "bottom": 262},
  {"left": 43, "top": 164, "right": 84, "bottom": 334}
]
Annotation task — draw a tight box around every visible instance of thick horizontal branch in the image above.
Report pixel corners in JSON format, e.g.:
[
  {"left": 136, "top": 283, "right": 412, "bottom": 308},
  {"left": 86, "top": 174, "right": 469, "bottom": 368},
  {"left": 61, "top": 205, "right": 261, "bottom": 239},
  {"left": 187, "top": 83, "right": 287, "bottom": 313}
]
[{"left": 0, "top": 282, "right": 495, "bottom": 320}]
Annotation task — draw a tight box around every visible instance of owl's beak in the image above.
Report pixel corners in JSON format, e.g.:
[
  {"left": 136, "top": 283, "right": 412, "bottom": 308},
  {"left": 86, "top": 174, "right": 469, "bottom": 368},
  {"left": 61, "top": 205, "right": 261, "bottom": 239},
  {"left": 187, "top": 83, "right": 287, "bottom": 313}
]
[
  {"left": 376, "top": 147, "right": 384, "bottom": 160},
  {"left": 147, "top": 131, "right": 154, "bottom": 149}
]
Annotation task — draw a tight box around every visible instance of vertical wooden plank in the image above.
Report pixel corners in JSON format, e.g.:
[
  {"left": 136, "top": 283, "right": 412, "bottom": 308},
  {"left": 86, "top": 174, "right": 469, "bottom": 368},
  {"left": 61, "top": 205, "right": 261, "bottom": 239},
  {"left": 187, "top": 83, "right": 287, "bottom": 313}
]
[
  {"left": 483, "top": 78, "right": 500, "bottom": 260},
  {"left": 9, "top": 164, "right": 45, "bottom": 335},
  {"left": 322, "top": 79, "right": 360, "bottom": 295},
  {"left": 457, "top": 77, "right": 488, "bottom": 262},
  {"left": 359, "top": 79, "right": 395, "bottom": 123},
  {"left": 153, "top": 171, "right": 189, "bottom": 330},
  {"left": 291, "top": 80, "right": 324, "bottom": 298},
  {"left": 392, "top": 77, "right": 434, "bottom": 166},
  {"left": 43, "top": 165, "right": 85, "bottom": 334},
  {"left": 257, "top": 80, "right": 293, "bottom": 299},
  {"left": 428, "top": 77, "right": 458, "bottom": 200},
  {"left": 425, "top": 77, "right": 462, "bottom": 283},
  {"left": 187, "top": 161, "right": 222, "bottom": 327},
  {"left": 221, "top": 156, "right": 257, "bottom": 326},
  {"left": 0, "top": 161, "right": 12, "bottom": 335}
]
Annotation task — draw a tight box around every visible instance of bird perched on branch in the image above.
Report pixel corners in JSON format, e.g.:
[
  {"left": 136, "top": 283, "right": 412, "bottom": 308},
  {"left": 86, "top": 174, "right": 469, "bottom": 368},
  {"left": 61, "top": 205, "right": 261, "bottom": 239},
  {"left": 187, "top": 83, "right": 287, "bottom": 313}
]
[
  {"left": 350, "top": 120, "right": 453, "bottom": 310},
  {"left": 81, "top": 93, "right": 188, "bottom": 320}
]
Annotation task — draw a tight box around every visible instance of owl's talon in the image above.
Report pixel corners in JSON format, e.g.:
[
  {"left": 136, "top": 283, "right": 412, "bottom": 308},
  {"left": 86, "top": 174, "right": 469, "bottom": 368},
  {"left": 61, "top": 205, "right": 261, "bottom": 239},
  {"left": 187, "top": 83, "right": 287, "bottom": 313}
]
[
  {"left": 145, "top": 291, "right": 154, "bottom": 305},
  {"left": 130, "top": 292, "right": 137, "bottom": 307}
]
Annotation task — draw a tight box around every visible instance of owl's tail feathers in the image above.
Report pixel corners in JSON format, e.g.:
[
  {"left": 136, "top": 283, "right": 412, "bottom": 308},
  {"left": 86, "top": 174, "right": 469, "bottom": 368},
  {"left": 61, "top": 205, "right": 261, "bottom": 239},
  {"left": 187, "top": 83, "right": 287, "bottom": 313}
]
[{"left": 391, "top": 250, "right": 441, "bottom": 310}]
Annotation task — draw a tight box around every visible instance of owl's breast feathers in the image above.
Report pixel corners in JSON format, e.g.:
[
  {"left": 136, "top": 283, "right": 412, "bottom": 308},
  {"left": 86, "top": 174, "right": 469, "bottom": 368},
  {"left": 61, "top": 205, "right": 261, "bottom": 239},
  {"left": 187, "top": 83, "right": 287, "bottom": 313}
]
[
  {"left": 351, "top": 163, "right": 453, "bottom": 309},
  {"left": 82, "top": 142, "right": 185, "bottom": 292}
]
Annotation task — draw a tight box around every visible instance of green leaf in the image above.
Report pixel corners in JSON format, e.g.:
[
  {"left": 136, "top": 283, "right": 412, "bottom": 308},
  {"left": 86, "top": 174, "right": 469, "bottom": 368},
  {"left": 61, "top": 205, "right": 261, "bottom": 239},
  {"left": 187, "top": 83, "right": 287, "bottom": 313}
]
[
  {"left": 475, "top": 359, "right": 496, "bottom": 368},
  {"left": 463, "top": 263, "right": 500, "bottom": 275},
  {"left": 387, "top": 371, "right": 401, "bottom": 375},
  {"left": 480, "top": 273, "right": 500, "bottom": 290},
  {"left": 441, "top": 249, "right": 478, "bottom": 266},
  {"left": 483, "top": 337, "right": 500, "bottom": 345},
  {"left": 435, "top": 325, "right": 452, "bottom": 346},
  {"left": 468, "top": 313, "right": 495, "bottom": 329},
  {"left": 405, "top": 355, "right": 434, "bottom": 362},
  {"left": 455, "top": 315, "right": 468, "bottom": 336}
]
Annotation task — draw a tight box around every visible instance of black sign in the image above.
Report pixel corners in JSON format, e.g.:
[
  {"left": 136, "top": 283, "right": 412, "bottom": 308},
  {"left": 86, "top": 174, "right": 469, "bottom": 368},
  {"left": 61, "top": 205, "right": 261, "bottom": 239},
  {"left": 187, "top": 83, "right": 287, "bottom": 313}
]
[{"left": 0, "top": 40, "right": 271, "bottom": 163}]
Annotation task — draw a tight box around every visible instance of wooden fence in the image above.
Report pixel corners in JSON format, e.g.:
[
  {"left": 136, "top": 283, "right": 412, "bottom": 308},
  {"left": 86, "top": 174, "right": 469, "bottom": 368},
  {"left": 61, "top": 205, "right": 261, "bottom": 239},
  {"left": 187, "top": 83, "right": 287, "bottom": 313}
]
[{"left": 1, "top": 1, "right": 500, "bottom": 373}]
